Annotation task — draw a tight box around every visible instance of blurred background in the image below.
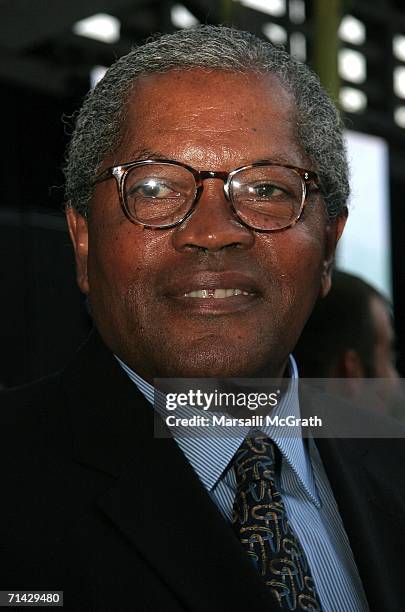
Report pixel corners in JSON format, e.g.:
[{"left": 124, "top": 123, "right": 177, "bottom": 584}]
[{"left": 1, "top": 0, "right": 404, "bottom": 387}]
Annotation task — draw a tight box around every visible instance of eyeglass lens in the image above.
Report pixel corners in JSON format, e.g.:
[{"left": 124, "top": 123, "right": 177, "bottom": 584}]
[{"left": 123, "top": 162, "right": 305, "bottom": 229}]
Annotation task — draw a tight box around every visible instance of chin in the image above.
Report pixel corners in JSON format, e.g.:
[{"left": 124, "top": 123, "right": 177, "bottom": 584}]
[{"left": 154, "top": 346, "right": 274, "bottom": 379}]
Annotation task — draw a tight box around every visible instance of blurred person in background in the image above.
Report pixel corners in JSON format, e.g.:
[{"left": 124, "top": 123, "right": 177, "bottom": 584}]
[{"left": 294, "top": 269, "right": 404, "bottom": 418}]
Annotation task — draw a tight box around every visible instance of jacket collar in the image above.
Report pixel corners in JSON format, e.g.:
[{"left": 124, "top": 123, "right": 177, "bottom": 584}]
[
  {"left": 61, "top": 332, "right": 405, "bottom": 610},
  {"left": 60, "top": 330, "right": 277, "bottom": 611},
  {"left": 302, "top": 385, "right": 405, "bottom": 610}
]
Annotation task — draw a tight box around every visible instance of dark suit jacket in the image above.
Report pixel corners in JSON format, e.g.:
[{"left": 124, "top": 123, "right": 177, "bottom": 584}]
[{"left": 1, "top": 331, "right": 405, "bottom": 611}]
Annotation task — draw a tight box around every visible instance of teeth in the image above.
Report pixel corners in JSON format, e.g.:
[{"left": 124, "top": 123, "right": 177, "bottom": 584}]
[{"left": 183, "top": 288, "right": 252, "bottom": 298}]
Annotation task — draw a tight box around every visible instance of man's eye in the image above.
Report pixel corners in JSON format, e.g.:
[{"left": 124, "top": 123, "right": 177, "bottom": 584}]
[
  {"left": 132, "top": 179, "right": 177, "bottom": 198},
  {"left": 247, "top": 183, "right": 286, "bottom": 199}
]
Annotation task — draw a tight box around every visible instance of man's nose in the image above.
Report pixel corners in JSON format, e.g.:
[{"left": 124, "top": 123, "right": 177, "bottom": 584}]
[{"left": 171, "top": 179, "right": 255, "bottom": 252}]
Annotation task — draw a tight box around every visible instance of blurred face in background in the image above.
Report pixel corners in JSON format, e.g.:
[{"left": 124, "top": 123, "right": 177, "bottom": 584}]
[
  {"left": 326, "top": 294, "right": 402, "bottom": 416},
  {"left": 368, "top": 295, "right": 399, "bottom": 380},
  {"left": 367, "top": 296, "right": 403, "bottom": 416}
]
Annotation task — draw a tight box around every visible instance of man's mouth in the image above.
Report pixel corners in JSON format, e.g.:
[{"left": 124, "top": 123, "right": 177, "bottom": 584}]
[
  {"left": 183, "top": 288, "right": 254, "bottom": 298},
  {"left": 161, "top": 271, "right": 262, "bottom": 315},
  {"left": 163, "top": 271, "right": 261, "bottom": 298}
]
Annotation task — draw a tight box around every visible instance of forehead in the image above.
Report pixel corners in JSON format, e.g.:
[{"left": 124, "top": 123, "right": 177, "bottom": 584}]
[{"left": 114, "top": 69, "right": 306, "bottom": 169}]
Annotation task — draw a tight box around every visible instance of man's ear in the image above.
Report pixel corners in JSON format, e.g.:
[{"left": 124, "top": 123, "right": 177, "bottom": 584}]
[
  {"left": 66, "top": 204, "right": 89, "bottom": 295},
  {"left": 327, "top": 349, "right": 365, "bottom": 397},
  {"left": 340, "top": 349, "right": 366, "bottom": 378},
  {"left": 319, "top": 209, "right": 348, "bottom": 298}
]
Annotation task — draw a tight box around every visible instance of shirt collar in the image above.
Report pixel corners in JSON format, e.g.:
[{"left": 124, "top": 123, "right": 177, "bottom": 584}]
[{"left": 115, "top": 354, "right": 319, "bottom": 506}]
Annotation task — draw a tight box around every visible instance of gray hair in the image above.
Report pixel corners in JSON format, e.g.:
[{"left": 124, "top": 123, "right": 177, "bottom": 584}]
[{"left": 64, "top": 25, "right": 349, "bottom": 219}]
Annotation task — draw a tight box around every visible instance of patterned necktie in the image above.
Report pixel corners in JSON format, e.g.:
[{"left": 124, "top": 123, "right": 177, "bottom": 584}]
[{"left": 232, "top": 434, "right": 322, "bottom": 611}]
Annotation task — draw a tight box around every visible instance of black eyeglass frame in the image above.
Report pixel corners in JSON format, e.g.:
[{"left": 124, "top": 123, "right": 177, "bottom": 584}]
[{"left": 93, "top": 158, "right": 321, "bottom": 232}]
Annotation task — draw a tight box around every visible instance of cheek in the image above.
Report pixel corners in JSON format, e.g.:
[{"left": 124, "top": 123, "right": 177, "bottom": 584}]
[
  {"left": 86, "top": 215, "right": 171, "bottom": 304},
  {"left": 85, "top": 228, "right": 150, "bottom": 347},
  {"left": 87, "top": 185, "right": 150, "bottom": 277},
  {"left": 258, "top": 224, "right": 325, "bottom": 300},
  {"left": 87, "top": 232, "right": 133, "bottom": 294},
  {"left": 85, "top": 201, "right": 138, "bottom": 306}
]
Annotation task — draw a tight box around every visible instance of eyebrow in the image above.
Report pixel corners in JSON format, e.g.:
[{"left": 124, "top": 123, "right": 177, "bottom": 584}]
[{"left": 128, "top": 147, "right": 168, "bottom": 160}]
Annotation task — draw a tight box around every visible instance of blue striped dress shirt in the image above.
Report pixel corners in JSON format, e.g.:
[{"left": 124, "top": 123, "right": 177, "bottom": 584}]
[{"left": 116, "top": 354, "right": 369, "bottom": 612}]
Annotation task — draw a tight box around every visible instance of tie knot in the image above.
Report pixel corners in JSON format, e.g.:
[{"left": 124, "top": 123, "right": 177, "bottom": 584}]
[{"left": 233, "top": 434, "right": 277, "bottom": 485}]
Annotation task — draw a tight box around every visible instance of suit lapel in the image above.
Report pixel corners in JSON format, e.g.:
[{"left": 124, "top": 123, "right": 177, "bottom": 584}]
[
  {"left": 302, "top": 388, "right": 405, "bottom": 610},
  {"left": 61, "top": 332, "right": 276, "bottom": 611}
]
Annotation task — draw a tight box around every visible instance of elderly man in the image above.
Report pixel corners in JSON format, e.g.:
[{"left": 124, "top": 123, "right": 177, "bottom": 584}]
[{"left": 1, "top": 26, "right": 404, "bottom": 612}]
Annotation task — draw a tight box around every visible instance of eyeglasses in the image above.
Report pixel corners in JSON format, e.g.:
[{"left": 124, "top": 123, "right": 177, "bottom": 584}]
[{"left": 93, "top": 158, "right": 320, "bottom": 231}]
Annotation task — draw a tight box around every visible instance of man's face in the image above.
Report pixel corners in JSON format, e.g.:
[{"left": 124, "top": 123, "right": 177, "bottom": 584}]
[{"left": 67, "top": 69, "right": 345, "bottom": 381}]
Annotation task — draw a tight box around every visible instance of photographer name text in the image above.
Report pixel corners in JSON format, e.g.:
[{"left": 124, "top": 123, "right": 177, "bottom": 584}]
[{"left": 165, "top": 414, "right": 322, "bottom": 428}]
